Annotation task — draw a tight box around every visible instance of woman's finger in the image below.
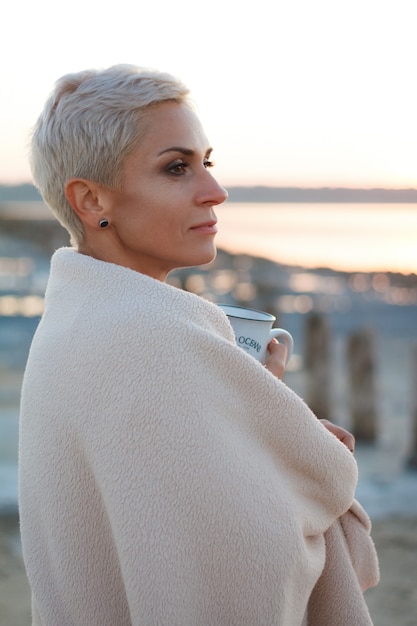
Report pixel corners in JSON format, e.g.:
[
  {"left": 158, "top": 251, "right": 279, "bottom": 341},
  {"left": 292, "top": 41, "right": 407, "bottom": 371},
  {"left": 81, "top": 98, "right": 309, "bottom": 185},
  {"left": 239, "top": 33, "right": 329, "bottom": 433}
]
[{"left": 264, "top": 338, "right": 287, "bottom": 380}]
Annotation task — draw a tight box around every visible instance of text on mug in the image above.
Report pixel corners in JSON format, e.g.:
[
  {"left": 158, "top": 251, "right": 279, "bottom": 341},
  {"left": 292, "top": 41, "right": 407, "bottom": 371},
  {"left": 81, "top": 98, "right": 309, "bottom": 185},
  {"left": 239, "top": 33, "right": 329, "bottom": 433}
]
[{"left": 238, "top": 336, "right": 261, "bottom": 353}]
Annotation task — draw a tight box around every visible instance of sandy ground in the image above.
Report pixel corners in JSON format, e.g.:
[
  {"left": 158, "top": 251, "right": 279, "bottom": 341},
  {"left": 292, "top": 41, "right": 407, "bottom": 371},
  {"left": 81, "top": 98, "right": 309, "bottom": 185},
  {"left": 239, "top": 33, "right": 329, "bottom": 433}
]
[
  {"left": 0, "top": 514, "right": 31, "bottom": 626},
  {"left": 365, "top": 516, "right": 417, "bottom": 626}
]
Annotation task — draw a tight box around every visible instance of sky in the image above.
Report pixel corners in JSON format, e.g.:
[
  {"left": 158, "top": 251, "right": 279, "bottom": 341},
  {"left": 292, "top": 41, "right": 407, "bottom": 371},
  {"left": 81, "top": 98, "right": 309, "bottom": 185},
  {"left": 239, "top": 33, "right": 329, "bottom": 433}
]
[{"left": 1, "top": 0, "right": 416, "bottom": 190}]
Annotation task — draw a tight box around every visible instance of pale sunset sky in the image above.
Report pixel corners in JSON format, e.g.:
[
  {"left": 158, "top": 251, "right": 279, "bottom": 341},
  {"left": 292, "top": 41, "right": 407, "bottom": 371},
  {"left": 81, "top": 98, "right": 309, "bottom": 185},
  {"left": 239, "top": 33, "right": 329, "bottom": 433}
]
[{"left": 1, "top": 0, "right": 416, "bottom": 190}]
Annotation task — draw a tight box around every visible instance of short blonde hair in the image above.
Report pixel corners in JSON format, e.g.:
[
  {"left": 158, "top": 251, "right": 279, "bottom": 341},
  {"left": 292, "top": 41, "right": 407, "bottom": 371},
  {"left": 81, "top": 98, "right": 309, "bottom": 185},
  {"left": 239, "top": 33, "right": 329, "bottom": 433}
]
[{"left": 30, "top": 64, "right": 190, "bottom": 244}]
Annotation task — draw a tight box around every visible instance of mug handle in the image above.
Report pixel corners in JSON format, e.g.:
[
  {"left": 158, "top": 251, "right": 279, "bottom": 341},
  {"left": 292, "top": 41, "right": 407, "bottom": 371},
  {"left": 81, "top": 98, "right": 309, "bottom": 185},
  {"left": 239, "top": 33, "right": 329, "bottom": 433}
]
[{"left": 269, "top": 328, "right": 294, "bottom": 363}]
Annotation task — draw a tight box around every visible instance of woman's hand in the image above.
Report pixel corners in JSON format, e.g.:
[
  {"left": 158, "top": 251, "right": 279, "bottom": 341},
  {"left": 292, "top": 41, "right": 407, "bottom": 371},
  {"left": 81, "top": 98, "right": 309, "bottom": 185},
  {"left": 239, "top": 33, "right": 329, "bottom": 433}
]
[
  {"left": 320, "top": 419, "right": 355, "bottom": 453},
  {"left": 264, "top": 338, "right": 288, "bottom": 380}
]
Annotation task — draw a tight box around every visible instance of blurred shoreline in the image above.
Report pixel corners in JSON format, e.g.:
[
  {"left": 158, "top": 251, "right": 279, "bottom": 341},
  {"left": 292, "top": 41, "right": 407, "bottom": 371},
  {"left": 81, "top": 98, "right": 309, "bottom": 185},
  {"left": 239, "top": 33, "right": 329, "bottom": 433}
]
[{"left": 2, "top": 182, "right": 417, "bottom": 204}]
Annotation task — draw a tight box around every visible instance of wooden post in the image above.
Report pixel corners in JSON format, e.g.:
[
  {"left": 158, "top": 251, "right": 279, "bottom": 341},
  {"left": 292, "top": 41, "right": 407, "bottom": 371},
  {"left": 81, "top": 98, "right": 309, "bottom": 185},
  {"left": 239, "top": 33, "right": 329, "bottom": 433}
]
[
  {"left": 346, "top": 329, "right": 378, "bottom": 442},
  {"left": 406, "top": 347, "right": 417, "bottom": 470},
  {"left": 305, "top": 312, "right": 331, "bottom": 420}
]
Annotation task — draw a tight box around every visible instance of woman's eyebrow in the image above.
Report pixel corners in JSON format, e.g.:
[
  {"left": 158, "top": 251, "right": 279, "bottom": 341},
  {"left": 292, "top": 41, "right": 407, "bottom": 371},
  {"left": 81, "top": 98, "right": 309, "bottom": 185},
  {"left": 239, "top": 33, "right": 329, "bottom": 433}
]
[{"left": 157, "top": 147, "right": 213, "bottom": 157}]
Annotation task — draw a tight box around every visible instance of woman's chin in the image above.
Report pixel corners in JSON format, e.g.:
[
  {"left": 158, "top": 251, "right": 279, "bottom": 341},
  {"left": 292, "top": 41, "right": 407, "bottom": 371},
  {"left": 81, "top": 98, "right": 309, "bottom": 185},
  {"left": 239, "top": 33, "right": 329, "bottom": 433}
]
[
  {"left": 182, "top": 243, "right": 217, "bottom": 269},
  {"left": 196, "top": 245, "right": 217, "bottom": 267}
]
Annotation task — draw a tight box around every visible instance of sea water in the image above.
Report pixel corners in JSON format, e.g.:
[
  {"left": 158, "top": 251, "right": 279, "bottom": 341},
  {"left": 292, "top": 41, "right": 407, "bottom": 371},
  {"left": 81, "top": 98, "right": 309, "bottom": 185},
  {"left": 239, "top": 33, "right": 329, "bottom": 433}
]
[
  {"left": 0, "top": 408, "right": 19, "bottom": 512},
  {"left": 216, "top": 202, "right": 417, "bottom": 274}
]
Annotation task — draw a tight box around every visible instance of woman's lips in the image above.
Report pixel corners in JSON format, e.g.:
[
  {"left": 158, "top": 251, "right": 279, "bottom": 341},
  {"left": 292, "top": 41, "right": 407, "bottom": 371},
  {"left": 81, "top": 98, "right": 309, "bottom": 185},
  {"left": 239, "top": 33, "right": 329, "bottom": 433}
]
[{"left": 190, "top": 221, "right": 218, "bottom": 234}]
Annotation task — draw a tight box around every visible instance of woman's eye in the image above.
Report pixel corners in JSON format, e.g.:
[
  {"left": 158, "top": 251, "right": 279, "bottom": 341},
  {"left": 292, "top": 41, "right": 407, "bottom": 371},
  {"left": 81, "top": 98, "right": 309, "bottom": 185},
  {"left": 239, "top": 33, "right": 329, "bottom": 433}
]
[
  {"left": 167, "top": 161, "right": 189, "bottom": 175},
  {"left": 166, "top": 158, "right": 214, "bottom": 175}
]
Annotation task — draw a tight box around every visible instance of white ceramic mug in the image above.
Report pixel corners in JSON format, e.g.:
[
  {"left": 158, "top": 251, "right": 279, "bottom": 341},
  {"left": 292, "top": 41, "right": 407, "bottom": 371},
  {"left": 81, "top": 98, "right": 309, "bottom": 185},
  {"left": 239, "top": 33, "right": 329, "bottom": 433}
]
[{"left": 218, "top": 304, "right": 294, "bottom": 364}]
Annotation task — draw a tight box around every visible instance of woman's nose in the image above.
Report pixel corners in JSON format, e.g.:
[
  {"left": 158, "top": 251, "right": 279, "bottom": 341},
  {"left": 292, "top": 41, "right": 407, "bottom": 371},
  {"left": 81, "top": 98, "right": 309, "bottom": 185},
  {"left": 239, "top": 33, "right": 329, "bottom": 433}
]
[{"left": 198, "top": 173, "right": 228, "bottom": 206}]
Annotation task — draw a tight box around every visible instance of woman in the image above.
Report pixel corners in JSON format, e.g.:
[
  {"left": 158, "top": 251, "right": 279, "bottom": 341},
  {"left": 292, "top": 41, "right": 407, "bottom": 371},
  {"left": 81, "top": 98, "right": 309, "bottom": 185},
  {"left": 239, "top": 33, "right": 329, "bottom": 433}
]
[{"left": 19, "top": 64, "right": 378, "bottom": 625}]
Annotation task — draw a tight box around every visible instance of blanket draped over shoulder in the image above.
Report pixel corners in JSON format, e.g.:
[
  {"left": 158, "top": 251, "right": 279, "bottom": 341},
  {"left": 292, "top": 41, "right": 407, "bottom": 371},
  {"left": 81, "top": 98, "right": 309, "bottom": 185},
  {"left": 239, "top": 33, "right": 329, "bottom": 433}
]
[{"left": 19, "top": 248, "right": 379, "bottom": 625}]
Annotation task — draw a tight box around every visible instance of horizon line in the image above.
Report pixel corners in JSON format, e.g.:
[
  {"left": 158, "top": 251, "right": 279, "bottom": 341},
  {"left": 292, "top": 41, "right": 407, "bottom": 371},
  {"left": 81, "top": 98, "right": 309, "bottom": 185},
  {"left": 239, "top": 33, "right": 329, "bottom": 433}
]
[{"left": 1, "top": 181, "right": 417, "bottom": 192}]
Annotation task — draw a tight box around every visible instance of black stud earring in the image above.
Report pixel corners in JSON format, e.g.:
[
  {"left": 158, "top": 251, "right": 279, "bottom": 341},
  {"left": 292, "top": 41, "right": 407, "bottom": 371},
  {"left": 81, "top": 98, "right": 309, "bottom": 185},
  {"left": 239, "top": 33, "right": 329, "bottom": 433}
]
[{"left": 99, "top": 218, "right": 109, "bottom": 229}]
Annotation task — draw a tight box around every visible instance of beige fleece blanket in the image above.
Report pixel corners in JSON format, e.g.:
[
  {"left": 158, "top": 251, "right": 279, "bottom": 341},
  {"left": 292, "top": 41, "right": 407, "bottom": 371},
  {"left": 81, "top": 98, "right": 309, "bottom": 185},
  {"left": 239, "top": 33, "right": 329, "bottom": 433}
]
[{"left": 19, "top": 248, "right": 379, "bottom": 625}]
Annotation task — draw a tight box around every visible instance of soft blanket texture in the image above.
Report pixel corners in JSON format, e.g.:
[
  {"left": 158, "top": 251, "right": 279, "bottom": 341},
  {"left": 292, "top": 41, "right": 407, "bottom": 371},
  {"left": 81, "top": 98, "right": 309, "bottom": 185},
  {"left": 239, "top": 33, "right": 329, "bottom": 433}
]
[{"left": 19, "top": 248, "right": 379, "bottom": 625}]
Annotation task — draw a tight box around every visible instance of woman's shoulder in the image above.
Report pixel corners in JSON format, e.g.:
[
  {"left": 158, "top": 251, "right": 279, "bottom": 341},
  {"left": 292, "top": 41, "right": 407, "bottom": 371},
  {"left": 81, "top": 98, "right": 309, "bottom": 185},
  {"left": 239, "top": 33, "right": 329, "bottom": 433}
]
[{"left": 45, "top": 248, "right": 234, "bottom": 342}]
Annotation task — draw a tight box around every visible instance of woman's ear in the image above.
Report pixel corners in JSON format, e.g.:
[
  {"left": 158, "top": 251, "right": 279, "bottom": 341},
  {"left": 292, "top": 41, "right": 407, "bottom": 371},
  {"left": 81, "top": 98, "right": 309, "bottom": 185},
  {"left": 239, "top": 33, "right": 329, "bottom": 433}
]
[{"left": 65, "top": 178, "right": 107, "bottom": 229}]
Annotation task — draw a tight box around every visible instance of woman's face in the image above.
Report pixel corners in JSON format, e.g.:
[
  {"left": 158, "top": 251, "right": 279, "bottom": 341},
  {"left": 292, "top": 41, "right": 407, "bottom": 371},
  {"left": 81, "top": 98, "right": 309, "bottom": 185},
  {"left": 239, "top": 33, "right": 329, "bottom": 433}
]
[{"left": 98, "top": 101, "right": 228, "bottom": 280}]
